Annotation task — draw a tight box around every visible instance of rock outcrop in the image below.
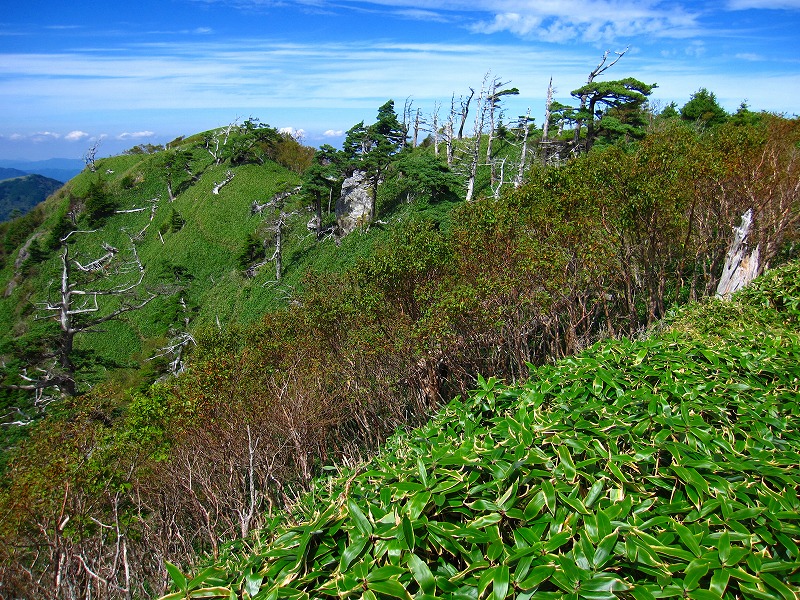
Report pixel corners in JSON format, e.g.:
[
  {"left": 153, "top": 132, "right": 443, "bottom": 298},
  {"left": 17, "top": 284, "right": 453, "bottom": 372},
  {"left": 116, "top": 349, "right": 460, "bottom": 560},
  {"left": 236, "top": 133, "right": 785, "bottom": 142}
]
[{"left": 336, "top": 171, "right": 372, "bottom": 236}]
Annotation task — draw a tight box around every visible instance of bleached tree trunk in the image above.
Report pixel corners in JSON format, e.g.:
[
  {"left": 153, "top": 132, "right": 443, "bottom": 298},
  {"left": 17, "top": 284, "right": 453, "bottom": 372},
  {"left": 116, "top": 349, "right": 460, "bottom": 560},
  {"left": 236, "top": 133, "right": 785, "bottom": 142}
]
[
  {"left": 403, "top": 97, "right": 413, "bottom": 149},
  {"left": 516, "top": 108, "right": 532, "bottom": 187},
  {"left": 431, "top": 101, "right": 441, "bottom": 157},
  {"left": 465, "top": 77, "right": 489, "bottom": 202},
  {"left": 212, "top": 170, "right": 234, "bottom": 195},
  {"left": 272, "top": 213, "right": 286, "bottom": 281},
  {"left": 413, "top": 108, "right": 422, "bottom": 148},
  {"left": 491, "top": 158, "right": 508, "bottom": 199},
  {"left": 542, "top": 77, "right": 553, "bottom": 141},
  {"left": 28, "top": 231, "right": 157, "bottom": 396},
  {"left": 444, "top": 95, "right": 457, "bottom": 167},
  {"left": 716, "top": 209, "right": 761, "bottom": 298},
  {"left": 83, "top": 140, "right": 101, "bottom": 172},
  {"left": 486, "top": 76, "right": 500, "bottom": 164},
  {"left": 457, "top": 88, "right": 475, "bottom": 140}
]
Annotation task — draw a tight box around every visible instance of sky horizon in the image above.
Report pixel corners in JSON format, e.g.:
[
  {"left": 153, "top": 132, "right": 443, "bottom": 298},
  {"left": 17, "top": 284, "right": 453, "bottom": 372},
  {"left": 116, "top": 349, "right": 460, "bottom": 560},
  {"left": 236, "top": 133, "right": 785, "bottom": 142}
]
[{"left": 1, "top": 0, "right": 799, "bottom": 161}]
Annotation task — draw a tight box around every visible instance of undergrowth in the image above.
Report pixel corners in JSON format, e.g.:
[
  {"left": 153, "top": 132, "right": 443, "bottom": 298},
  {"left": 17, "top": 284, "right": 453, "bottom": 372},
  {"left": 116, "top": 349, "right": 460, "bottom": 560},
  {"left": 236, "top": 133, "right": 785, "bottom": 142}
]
[{"left": 164, "top": 263, "right": 800, "bottom": 599}]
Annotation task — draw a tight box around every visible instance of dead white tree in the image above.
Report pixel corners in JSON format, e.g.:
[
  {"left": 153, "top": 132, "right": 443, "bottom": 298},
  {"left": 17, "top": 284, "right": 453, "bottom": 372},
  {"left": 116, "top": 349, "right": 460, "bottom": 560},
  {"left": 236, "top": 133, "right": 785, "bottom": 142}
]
[
  {"left": 26, "top": 231, "right": 157, "bottom": 396},
  {"left": 716, "top": 209, "right": 761, "bottom": 298},
  {"left": 542, "top": 77, "right": 554, "bottom": 141},
  {"left": 412, "top": 107, "right": 423, "bottom": 148},
  {"left": 83, "top": 140, "right": 101, "bottom": 173},
  {"left": 203, "top": 117, "right": 241, "bottom": 165},
  {"left": 465, "top": 74, "right": 490, "bottom": 202},
  {"left": 485, "top": 77, "right": 519, "bottom": 164},
  {"left": 212, "top": 170, "right": 235, "bottom": 195},
  {"left": 150, "top": 331, "right": 196, "bottom": 377},
  {"left": 444, "top": 95, "right": 457, "bottom": 167},
  {"left": 516, "top": 108, "right": 533, "bottom": 187},
  {"left": 271, "top": 213, "right": 287, "bottom": 282},
  {"left": 430, "top": 101, "right": 441, "bottom": 158},
  {"left": 457, "top": 88, "right": 475, "bottom": 140}
]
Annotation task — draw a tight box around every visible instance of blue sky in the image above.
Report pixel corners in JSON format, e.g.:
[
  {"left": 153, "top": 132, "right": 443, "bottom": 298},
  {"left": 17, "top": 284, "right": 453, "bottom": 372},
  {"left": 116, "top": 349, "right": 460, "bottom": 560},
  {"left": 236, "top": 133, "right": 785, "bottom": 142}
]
[{"left": 1, "top": 0, "right": 799, "bottom": 161}]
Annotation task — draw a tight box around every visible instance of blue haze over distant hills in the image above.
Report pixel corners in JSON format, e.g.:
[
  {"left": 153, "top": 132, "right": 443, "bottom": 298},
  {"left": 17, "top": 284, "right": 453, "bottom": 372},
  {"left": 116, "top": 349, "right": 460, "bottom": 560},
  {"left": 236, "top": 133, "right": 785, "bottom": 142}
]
[{"left": 0, "top": 158, "right": 84, "bottom": 183}]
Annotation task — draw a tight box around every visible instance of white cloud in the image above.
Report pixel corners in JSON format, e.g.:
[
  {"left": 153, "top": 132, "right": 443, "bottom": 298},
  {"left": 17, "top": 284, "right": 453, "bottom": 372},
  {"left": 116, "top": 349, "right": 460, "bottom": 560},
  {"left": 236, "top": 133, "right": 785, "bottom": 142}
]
[
  {"left": 31, "top": 131, "right": 61, "bottom": 142},
  {"left": 735, "top": 52, "right": 764, "bottom": 61},
  {"left": 727, "top": 0, "right": 800, "bottom": 8},
  {"left": 280, "top": 126, "right": 306, "bottom": 140},
  {"left": 468, "top": 2, "right": 702, "bottom": 42},
  {"left": 117, "top": 131, "right": 155, "bottom": 140},
  {"left": 685, "top": 41, "right": 706, "bottom": 57},
  {"left": 323, "top": 129, "right": 344, "bottom": 137},
  {"left": 65, "top": 130, "right": 90, "bottom": 141}
]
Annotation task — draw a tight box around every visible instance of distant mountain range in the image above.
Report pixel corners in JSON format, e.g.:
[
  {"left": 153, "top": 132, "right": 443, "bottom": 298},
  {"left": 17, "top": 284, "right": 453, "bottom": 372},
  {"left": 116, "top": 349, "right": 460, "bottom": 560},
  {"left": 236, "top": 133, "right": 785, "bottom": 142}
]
[
  {"left": 0, "top": 157, "right": 84, "bottom": 183},
  {"left": 0, "top": 173, "right": 65, "bottom": 222}
]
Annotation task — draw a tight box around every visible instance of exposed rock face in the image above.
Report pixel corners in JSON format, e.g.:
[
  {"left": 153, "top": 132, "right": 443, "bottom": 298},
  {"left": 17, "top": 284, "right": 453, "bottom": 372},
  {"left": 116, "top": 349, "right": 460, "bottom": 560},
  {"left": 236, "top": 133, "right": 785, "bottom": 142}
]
[{"left": 336, "top": 171, "right": 372, "bottom": 236}]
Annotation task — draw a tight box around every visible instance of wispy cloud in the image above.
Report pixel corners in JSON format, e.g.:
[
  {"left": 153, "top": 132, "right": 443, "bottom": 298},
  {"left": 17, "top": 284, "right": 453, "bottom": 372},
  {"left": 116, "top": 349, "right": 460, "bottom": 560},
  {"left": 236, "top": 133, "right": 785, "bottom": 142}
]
[
  {"left": 727, "top": 0, "right": 800, "bottom": 8},
  {"left": 117, "top": 131, "right": 156, "bottom": 140},
  {"left": 65, "top": 130, "right": 90, "bottom": 141},
  {"left": 466, "top": 2, "right": 702, "bottom": 42},
  {"left": 31, "top": 132, "right": 61, "bottom": 142}
]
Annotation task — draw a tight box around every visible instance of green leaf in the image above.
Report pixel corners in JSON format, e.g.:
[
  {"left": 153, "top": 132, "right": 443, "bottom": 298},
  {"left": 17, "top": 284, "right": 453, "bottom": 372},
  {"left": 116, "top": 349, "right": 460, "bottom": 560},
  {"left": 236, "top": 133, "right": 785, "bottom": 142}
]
[
  {"left": 340, "top": 535, "right": 368, "bottom": 571},
  {"left": 406, "top": 490, "right": 431, "bottom": 520},
  {"left": 367, "top": 579, "right": 411, "bottom": 599},
  {"left": 366, "top": 565, "right": 406, "bottom": 582},
  {"left": 684, "top": 558, "right": 710, "bottom": 591},
  {"left": 349, "top": 500, "right": 373, "bottom": 536},
  {"left": 760, "top": 573, "right": 797, "bottom": 600},
  {"left": 493, "top": 565, "right": 510, "bottom": 600},
  {"left": 518, "top": 565, "right": 555, "bottom": 590},
  {"left": 557, "top": 445, "right": 577, "bottom": 481},
  {"left": 244, "top": 571, "right": 263, "bottom": 597},
  {"left": 542, "top": 480, "right": 556, "bottom": 514},
  {"left": 188, "top": 567, "right": 226, "bottom": 590},
  {"left": 524, "top": 491, "right": 546, "bottom": 521},
  {"left": 407, "top": 553, "right": 435, "bottom": 595},
  {"left": 717, "top": 531, "right": 730, "bottom": 564},
  {"left": 401, "top": 516, "right": 415, "bottom": 552},
  {"left": 468, "top": 512, "right": 503, "bottom": 529},
  {"left": 165, "top": 561, "right": 188, "bottom": 592},
  {"left": 593, "top": 531, "right": 619, "bottom": 569},
  {"left": 674, "top": 522, "right": 703, "bottom": 558},
  {"left": 704, "top": 567, "right": 728, "bottom": 597},
  {"left": 187, "top": 586, "right": 233, "bottom": 598},
  {"left": 686, "top": 591, "right": 723, "bottom": 600},
  {"left": 417, "top": 457, "right": 429, "bottom": 488},
  {"left": 584, "top": 479, "right": 605, "bottom": 508}
]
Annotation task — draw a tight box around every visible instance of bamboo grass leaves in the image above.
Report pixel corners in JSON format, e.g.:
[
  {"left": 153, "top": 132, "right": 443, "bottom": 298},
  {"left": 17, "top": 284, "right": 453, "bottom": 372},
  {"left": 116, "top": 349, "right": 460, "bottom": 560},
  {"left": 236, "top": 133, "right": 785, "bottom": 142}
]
[{"left": 168, "top": 263, "right": 800, "bottom": 600}]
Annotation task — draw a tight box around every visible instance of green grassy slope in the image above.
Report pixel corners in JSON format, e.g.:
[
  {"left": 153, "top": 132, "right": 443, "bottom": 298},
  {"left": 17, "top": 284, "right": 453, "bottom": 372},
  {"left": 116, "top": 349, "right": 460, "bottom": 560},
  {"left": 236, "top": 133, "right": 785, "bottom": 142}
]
[
  {"left": 167, "top": 260, "right": 800, "bottom": 600},
  {"left": 0, "top": 127, "right": 511, "bottom": 392},
  {"left": 0, "top": 143, "right": 296, "bottom": 383}
]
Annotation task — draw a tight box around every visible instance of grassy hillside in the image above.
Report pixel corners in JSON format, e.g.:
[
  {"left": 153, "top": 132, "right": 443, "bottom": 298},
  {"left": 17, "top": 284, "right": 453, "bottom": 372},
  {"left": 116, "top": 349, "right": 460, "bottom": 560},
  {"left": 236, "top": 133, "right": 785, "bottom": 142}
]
[
  {"left": 167, "top": 260, "right": 800, "bottom": 600},
  {"left": 0, "top": 111, "right": 798, "bottom": 599},
  {"left": 0, "top": 112, "right": 520, "bottom": 404}
]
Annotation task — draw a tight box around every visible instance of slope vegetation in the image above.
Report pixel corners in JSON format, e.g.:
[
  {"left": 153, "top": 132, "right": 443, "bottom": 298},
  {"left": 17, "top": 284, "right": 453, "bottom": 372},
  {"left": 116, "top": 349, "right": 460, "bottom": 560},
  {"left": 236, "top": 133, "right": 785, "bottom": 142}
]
[
  {"left": 0, "top": 111, "right": 798, "bottom": 599},
  {"left": 168, "top": 260, "right": 800, "bottom": 600}
]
